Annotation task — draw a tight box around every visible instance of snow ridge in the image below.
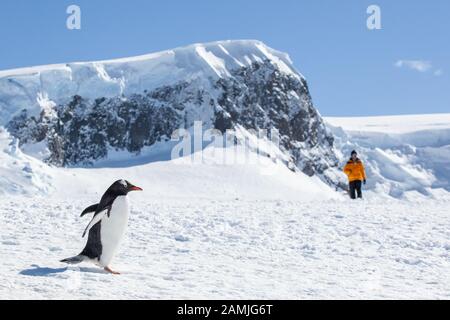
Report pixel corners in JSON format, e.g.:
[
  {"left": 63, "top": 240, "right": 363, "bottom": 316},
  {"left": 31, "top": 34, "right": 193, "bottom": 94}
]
[{"left": 0, "top": 40, "right": 300, "bottom": 125}]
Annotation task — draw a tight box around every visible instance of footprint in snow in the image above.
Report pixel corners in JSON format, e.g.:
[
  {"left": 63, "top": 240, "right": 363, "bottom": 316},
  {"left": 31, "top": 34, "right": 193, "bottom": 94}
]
[
  {"left": 2, "top": 240, "right": 18, "bottom": 246},
  {"left": 175, "top": 235, "right": 190, "bottom": 242}
]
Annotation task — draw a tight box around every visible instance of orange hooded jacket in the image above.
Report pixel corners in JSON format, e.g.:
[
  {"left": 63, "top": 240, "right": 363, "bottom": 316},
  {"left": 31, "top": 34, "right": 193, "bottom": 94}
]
[{"left": 343, "top": 158, "right": 366, "bottom": 182}]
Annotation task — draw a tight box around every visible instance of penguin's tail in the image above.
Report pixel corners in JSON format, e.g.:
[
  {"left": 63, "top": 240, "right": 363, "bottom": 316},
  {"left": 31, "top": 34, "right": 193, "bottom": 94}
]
[{"left": 60, "top": 255, "right": 87, "bottom": 265}]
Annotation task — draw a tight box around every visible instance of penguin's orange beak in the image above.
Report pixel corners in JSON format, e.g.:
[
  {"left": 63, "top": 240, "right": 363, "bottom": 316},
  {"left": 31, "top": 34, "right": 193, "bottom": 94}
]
[{"left": 129, "top": 185, "right": 143, "bottom": 191}]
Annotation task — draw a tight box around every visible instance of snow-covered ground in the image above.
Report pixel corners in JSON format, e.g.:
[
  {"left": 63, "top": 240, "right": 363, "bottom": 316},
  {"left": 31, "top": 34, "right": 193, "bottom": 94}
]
[
  {"left": 2, "top": 195, "right": 450, "bottom": 299},
  {"left": 325, "top": 113, "right": 450, "bottom": 134},
  {"left": 325, "top": 113, "right": 450, "bottom": 198},
  {"left": 1, "top": 114, "right": 450, "bottom": 299}
]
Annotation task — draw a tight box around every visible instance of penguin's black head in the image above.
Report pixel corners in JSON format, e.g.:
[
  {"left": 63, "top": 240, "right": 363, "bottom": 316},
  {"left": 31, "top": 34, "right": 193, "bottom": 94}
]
[{"left": 109, "top": 179, "right": 143, "bottom": 196}]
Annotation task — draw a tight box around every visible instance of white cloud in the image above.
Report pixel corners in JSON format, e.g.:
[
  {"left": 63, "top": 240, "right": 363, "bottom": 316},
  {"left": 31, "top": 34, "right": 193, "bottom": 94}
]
[
  {"left": 395, "top": 60, "right": 443, "bottom": 76},
  {"left": 434, "top": 69, "right": 443, "bottom": 76},
  {"left": 395, "top": 60, "right": 432, "bottom": 72}
]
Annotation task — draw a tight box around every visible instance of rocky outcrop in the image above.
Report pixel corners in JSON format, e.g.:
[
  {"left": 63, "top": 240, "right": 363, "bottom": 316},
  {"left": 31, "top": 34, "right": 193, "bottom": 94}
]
[
  {"left": 7, "top": 59, "right": 337, "bottom": 178},
  {"left": 4, "top": 40, "right": 338, "bottom": 184}
]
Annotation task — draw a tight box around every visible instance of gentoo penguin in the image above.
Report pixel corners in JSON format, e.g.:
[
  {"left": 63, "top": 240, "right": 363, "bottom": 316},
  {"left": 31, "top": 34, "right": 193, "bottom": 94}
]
[{"left": 61, "top": 179, "right": 142, "bottom": 274}]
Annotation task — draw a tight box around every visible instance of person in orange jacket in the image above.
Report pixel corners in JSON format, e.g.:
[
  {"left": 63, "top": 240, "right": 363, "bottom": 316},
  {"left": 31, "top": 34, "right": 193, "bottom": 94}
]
[{"left": 343, "top": 150, "right": 367, "bottom": 199}]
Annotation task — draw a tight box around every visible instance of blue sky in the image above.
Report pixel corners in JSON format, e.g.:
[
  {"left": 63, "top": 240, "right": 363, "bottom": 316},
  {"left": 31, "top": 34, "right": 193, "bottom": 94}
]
[{"left": 0, "top": 0, "right": 448, "bottom": 116}]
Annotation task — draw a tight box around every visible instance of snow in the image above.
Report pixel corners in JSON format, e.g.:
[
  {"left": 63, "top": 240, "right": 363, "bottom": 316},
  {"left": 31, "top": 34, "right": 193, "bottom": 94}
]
[
  {"left": 254, "top": 42, "right": 302, "bottom": 79},
  {"left": 194, "top": 46, "right": 231, "bottom": 78},
  {"left": 2, "top": 195, "right": 450, "bottom": 299},
  {"left": 1, "top": 107, "right": 450, "bottom": 298},
  {"left": 52, "top": 146, "right": 338, "bottom": 202},
  {"left": 325, "top": 113, "right": 450, "bottom": 197},
  {"left": 326, "top": 113, "right": 450, "bottom": 134},
  {"left": 0, "top": 123, "right": 337, "bottom": 200},
  {"left": 0, "top": 128, "right": 53, "bottom": 196},
  {"left": 1, "top": 33, "right": 449, "bottom": 299},
  {"left": 0, "top": 40, "right": 304, "bottom": 125}
]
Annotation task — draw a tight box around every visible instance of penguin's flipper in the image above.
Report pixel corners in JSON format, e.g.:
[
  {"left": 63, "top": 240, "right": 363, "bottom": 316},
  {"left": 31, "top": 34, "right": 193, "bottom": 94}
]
[
  {"left": 82, "top": 210, "right": 107, "bottom": 238},
  {"left": 80, "top": 204, "right": 99, "bottom": 217}
]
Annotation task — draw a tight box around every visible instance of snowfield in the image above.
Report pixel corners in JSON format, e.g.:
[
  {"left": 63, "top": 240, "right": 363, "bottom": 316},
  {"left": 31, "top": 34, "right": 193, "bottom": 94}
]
[
  {"left": 325, "top": 113, "right": 450, "bottom": 134},
  {"left": 325, "top": 114, "right": 450, "bottom": 197},
  {"left": 1, "top": 113, "right": 449, "bottom": 299},
  {"left": 1, "top": 37, "right": 448, "bottom": 300},
  {"left": 1, "top": 195, "right": 450, "bottom": 299}
]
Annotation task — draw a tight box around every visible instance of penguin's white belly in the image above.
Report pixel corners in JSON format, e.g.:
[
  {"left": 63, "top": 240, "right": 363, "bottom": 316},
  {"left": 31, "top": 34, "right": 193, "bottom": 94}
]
[{"left": 99, "top": 196, "right": 129, "bottom": 267}]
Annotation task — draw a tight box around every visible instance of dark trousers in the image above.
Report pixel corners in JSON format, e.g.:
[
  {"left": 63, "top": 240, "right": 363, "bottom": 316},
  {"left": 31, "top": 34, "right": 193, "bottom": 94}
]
[{"left": 349, "top": 180, "right": 362, "bottom": 199}]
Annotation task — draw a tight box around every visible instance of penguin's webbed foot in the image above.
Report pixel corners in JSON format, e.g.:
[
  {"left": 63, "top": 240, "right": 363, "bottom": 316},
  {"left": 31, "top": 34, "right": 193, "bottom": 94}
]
[{"left": 104, "top": 266, "right": 121, "bottom": 275}]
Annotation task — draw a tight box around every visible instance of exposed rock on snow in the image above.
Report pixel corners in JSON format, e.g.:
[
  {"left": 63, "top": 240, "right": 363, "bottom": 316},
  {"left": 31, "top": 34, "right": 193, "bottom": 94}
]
[{"left": 1, "top": 40, "right": 338, "bottom": 183}]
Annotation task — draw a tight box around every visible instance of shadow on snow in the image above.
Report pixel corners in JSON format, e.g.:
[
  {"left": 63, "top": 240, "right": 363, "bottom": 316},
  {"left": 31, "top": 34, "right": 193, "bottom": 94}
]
[{"left": 20, "top": 264, "right": 107, "bottom": 276}]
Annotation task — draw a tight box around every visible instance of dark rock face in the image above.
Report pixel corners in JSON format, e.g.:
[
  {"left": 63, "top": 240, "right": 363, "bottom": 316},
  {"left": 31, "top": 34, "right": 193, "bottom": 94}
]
[
  {"left": 214, "top": 60, "right": 337, "bottom": 176},
  {"left": 7, "top": 60, "right": 338, "bottom": 178},
  {"left": 7, "top": 93, "right": 183, "bottom": 166}
]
